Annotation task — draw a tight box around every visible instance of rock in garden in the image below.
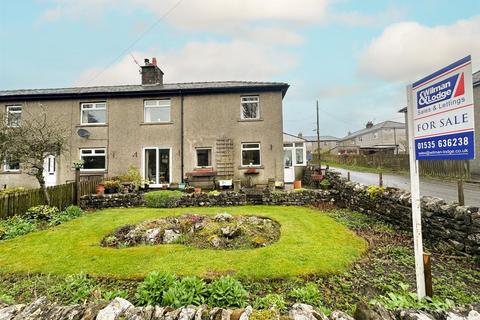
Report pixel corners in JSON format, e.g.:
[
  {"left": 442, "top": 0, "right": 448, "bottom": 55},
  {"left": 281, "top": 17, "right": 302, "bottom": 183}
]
[
  {"left": 289, "top": 303, "right": 328, "bottom": 320},
  {"left": 178, "top": 306, "right": 197, "bottom": 320},
  {"left": 0, "top": 304, "right": 25, "bottom": 320},
  {"left": 397, "top": 309, "right": 436, "bottom": 320},
  {"left": 354, "top": 302, "right": 395, "bottom": 320},
  {"left": 194, "top": 305, "right": 209, "bottom": 320},
  {"left": 239, "top": 306, "right": 253, "bottom": 320},
  {"left": 214, "top": 213, "right": 233, "bottom": 222},
  {"left": 13, "top": 297, "right": 50, "bottom": 319},
  {"left": 96, "top": 297, "right": 133, "bottom": 320},
  {"left": 330, "top": 310, "right": 354, "bottom": 320},
  {"left": 163, "top": 229, "right": 181, "bottom": 243},
  {"left": 145, "top": 228, "right": 161, "bottom": 244},
  {"left": 220, "top": 226, "right": 241, "bottom": 238}
]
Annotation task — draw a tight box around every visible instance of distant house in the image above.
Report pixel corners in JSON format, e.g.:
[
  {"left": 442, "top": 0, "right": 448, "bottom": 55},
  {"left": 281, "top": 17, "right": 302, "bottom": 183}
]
[
  {"left": 398, "top": 69, "right": 480, "bottom": 177},
  {"left": 335, "top": 121, "right": 407, "bottom": 155},
  {"left": 302, "top": 135, "right": 339, "bottom": 155}
]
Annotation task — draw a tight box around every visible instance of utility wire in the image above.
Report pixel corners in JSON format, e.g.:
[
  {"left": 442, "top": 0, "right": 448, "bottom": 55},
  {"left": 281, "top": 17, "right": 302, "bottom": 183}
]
[{"left": 78, "top": 0, "right": 184, "bottom": 92}]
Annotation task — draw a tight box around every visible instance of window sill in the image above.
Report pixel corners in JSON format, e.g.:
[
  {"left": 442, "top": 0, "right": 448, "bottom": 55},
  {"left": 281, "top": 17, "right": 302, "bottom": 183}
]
[
  {"left": 76, "top": 124, "right": 108, "bottom": 127},
  {"left": 140, "top": 122, "right": 173, "bottom": 126},
  {"left": 238, "top": 165, "right": 264, "bottom": 169},
  {"left": 238, "top": 118, "right": 263, "bottom": 122},
  {"left": 1, "top": 170, "right": 21, "bottom": 174}
]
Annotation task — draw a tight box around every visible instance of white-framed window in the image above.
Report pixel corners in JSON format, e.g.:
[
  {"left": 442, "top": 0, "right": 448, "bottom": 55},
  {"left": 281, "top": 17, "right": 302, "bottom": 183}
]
[
  {"left": 80, "top": 102, "right": 106, "bottom": 125},
  {"left": 196, "top": 148, "right": 212, "bottom": 167},
  {"left": 241, "top": 143, "right": 261, "bottom": 166},
  {"left": 3, "top": 155, "right": 20, "bottom": 172},
  {"left": 80, "top": 148, "right": 106, "bottom": 171},
  {"left": 5, "top": 105, "right": 22, "bottom": 127},
  {"left": 144, "top": 99, "right": 171, "bottom": 123},
  {"left": 240, "top": 96, "right": 259, "bottom": 120},
  {"left": 294, "top": 142, "right": 305, "bottom": 165}
]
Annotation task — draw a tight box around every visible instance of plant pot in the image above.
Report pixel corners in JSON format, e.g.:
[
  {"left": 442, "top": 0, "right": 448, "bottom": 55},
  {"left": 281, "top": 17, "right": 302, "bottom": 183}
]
[
  {"left": 96, "top": 184, "right": 105, "bottom": 195},
  {"left": 105, "top": 188, "right": 116, "bottom": 194},
  {"left": 194, "top": 187, "right": 202, "bottom": 194},
  {"left": 293, "top": 180, "right": 302, "bottom": 189}
]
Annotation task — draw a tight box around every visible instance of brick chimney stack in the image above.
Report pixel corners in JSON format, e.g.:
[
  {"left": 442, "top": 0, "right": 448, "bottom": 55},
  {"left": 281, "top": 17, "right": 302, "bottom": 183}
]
[{"left": 141, "top": 57, "right": 163, "bottom": 85}]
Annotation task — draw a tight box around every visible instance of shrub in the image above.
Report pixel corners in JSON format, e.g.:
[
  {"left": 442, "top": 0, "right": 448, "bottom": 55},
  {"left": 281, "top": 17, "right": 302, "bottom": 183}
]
[
  {"left": 135, "top": 271, "right": 176, "bottom": 306},
  {"left": 208, "top": 190, "right": 221, "bottom": 196},
  {"left": 48, "top": 205, "right": 84, "bottom": 226},
  {"left": 102, "top": 289, "right": 129, "bottom": 301},
  {"left": 118, "top": 166, "right": 149, "bottom": 190},
  {"left": 290, "top": 283, "right": 321, "bottom": 306},
  {"left": 0, "top": 187, "right": 26, "bottom": 196},
  {"left": 254, "top": 293, "right": 287, "bottom": 311},
  {"left": 0, "top": 216, "right": 37, "bottom": 240},
  {"left": 145, "top": 191, "right": 184, "bottom": 208},
  {"left": 103, "top": 180, "right": 121, "bottom": 192},
  {"left": 25, "top": 205, "right": 59, "bottom": 221},
  {"left": 207, "top": 276, "right": 248, "bottom": 308},
  {"left": 50, "top": 273, "right": 97, "bottom": 304},
  {"left": 162, "top": 277, "right": 207, "bottom": 308},
  {"left": 320, "top": 179, "right": 331, "bottom": 190},
  {"left": 370, "top": 282, "right": 455, "bottom": 311}
]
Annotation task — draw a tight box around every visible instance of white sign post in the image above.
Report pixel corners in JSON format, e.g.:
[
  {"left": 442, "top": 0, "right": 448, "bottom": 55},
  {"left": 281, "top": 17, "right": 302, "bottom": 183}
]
[{"left": 406, "top": 55, "right": 475, "bottom": 299}]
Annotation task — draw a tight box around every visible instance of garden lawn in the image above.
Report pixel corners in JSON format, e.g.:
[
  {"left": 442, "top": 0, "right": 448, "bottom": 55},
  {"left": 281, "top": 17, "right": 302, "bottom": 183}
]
[{"left": 0, "top": 206, "right": 366, "bottom": 279}]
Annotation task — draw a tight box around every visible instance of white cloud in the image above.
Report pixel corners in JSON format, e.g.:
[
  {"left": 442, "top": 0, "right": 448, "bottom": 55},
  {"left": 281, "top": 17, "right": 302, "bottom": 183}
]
[
  {"left": 359, "top": 16, "right": 480, "bottom": 82},
  {"left": 74, "top": 40, "right": 297, "bottom": 86}
]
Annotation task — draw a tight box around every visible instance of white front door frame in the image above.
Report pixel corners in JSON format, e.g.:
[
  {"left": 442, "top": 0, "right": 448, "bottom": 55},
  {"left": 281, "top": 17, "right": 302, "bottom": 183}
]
[
  {"left": 283, "top": 147, "right": 295, "bottom": 183},
  {"left": 142, "top": 146, "right": 172, "bottom": 188},
  {"left": 43, "top": 155, "right": 57, "bottom": 187}
]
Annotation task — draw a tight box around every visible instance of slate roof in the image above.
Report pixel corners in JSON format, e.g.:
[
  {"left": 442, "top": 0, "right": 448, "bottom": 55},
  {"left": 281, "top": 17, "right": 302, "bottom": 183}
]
[
  {"left": 339, "top": 120, "right": 405, "bottom": 141},
  {"left": 0, "top": 81, "right": 289, "bottom": 101}
]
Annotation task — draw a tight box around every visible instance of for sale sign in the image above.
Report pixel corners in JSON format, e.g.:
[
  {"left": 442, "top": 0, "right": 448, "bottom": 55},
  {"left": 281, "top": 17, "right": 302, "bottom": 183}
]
[{"left": 412, "top": 55, "right": 475, "bottom": 160}]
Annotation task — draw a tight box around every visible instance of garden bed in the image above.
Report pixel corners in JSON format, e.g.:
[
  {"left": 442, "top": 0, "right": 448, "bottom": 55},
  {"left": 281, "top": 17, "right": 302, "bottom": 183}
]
[{"left": 101, "top": 213, "right": 280, "bottom": 249}]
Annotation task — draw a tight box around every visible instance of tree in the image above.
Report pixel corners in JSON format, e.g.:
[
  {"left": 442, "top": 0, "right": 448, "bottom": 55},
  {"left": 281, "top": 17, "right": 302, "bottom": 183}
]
[{"left": 1, "top": 105, "right": 68, "bottom": 204}]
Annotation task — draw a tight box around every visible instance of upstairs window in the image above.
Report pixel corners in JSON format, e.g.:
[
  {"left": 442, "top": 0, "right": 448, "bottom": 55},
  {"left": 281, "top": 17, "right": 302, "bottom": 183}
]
[
  {"left": 144, "top": 99, "right": 171, "bottom": 123},
  {"left": 5, "top": 105, "right": 22, "bottom": 127},
  {"left": 196, "top": 148, "right": 212, "bottom": 167},
  {"left": 80, "top": 148, "right": 106, "bottom": 171},
  {"left": 3, "top": 154, "right": 20, "bottom": 172},
  {"left": 81, "top": 102, "right": 106, "bottom": 125},
  {"left": 241, "top": 143, "right": 261, "bottom": 166},
  {"left": 240, "top": 96, "right": 259, "bottom": 120}
]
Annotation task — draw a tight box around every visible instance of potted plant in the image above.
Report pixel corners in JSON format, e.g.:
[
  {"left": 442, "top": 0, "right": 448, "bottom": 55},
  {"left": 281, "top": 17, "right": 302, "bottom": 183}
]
[
  {"left": 96, "top": 183, "right": 105, "bottom": 195},
  {"left": 194, "top": 187, "right": 202, "bottom": 193},
  {"left": 103, "top": 180, "right": 120, "bottom": 194}
]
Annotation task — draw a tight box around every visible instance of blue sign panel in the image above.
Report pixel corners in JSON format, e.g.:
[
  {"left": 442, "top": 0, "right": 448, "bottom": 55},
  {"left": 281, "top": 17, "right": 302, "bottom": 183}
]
[{"left": 412, "top": 56, "right": 475, "bottom": 160}]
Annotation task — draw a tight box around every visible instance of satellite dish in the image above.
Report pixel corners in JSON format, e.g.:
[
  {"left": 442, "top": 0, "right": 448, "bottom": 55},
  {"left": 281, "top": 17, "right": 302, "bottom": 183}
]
[{"left": 77, "top": 128, "right": 91, "bottom": 138}]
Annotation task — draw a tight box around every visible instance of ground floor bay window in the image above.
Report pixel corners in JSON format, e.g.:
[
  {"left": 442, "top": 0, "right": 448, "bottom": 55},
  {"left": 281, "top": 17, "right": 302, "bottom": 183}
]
[{"left": 144, "top": 147, "right": 171, "bottom": 187}]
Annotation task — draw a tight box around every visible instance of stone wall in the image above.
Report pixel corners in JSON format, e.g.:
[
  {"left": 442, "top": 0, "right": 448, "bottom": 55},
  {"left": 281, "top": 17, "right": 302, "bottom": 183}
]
[
  {"left": 1, "top": 297, "right": 479, "bottom": 320},
  {"left": 80, "top": 193, "right": 145, "bottom": 209},
  {"left": 326, "top": 172, "right": 480, "bottom": 257}
]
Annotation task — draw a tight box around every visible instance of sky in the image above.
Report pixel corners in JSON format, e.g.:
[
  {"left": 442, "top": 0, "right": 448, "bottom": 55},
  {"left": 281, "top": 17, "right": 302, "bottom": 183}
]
[{"left": 1, "top": 0, "right": 479, "bottom": 138}]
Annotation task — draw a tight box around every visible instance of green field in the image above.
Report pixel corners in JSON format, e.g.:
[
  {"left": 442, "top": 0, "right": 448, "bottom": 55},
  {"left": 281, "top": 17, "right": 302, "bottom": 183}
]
[{"left": 0, "top": 206, "right": 367, "bottom": 279}]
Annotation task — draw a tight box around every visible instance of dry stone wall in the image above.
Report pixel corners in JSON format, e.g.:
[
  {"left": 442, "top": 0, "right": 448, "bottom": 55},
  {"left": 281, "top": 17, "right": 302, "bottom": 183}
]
[
  {"left": 1, "top": 297, "right": 479, "bottom": 320},
  {"left": 326, "top": 172, "right": 480, "bottom": 257}
]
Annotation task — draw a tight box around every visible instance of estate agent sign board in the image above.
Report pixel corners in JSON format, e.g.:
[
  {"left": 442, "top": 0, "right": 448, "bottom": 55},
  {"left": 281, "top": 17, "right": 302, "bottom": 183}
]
[
  {"left": 412, "top": 55, "right": 475, "bottom": 160},
  {"left": 406, "top": 55, "right": 475, "bottom": 299}
]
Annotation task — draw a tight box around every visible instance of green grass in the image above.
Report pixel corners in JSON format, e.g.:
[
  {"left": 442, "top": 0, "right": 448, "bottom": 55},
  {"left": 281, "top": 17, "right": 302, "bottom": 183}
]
[
  {"left": 322, "top": 160, "right": 408, "bottom": 175},
  {"left": 0, "top": 206, "right": 366, "bottom": 279}
]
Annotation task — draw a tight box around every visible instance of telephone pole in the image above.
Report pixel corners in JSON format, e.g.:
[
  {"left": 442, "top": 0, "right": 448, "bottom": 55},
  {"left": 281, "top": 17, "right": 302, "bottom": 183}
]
[{"left": 316, "top": 100, "right": 321, "bottom": 166}]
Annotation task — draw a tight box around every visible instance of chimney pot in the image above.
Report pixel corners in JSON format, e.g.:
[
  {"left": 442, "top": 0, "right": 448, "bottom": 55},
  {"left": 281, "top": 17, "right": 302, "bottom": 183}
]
[{"left": 141, "top": 57, "right": 163, "bottom": 85}]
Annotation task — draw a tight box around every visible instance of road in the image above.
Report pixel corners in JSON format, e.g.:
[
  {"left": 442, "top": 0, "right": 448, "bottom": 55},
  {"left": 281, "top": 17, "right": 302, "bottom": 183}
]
[{"left": 330, "top": 167, "right": 480, "bottom": 206}]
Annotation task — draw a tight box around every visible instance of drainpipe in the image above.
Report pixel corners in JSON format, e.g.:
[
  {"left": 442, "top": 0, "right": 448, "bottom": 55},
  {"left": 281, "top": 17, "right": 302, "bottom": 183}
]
[{"left": 180, "top": 91, "right": 184, "bottom": 183}]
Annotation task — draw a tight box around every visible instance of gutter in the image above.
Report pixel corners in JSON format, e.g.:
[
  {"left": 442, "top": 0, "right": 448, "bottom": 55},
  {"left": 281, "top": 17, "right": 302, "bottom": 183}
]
[{"left": 180, "top": 90, "right": 184, "bottom": 183}]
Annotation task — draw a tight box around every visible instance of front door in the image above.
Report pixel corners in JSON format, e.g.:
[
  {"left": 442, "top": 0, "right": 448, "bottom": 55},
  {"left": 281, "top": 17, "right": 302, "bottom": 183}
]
[
  {"left": 283, "top": 148, "right": 295, "bottom": 183},
  {"left": 144, "top": 148, "right": 171, "bottom": 187},
  {"left": 43, "top": 155, "right": 57, "bottom": 187}
]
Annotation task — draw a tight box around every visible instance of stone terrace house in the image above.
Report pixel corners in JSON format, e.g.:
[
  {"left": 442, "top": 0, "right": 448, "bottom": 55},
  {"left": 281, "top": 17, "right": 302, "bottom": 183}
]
[
  {"left": 335, "top": 120, "right": 407, "bottom": 155},
  {"left": 0, "top": 58, "right": 289, "bottom": 189}
]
